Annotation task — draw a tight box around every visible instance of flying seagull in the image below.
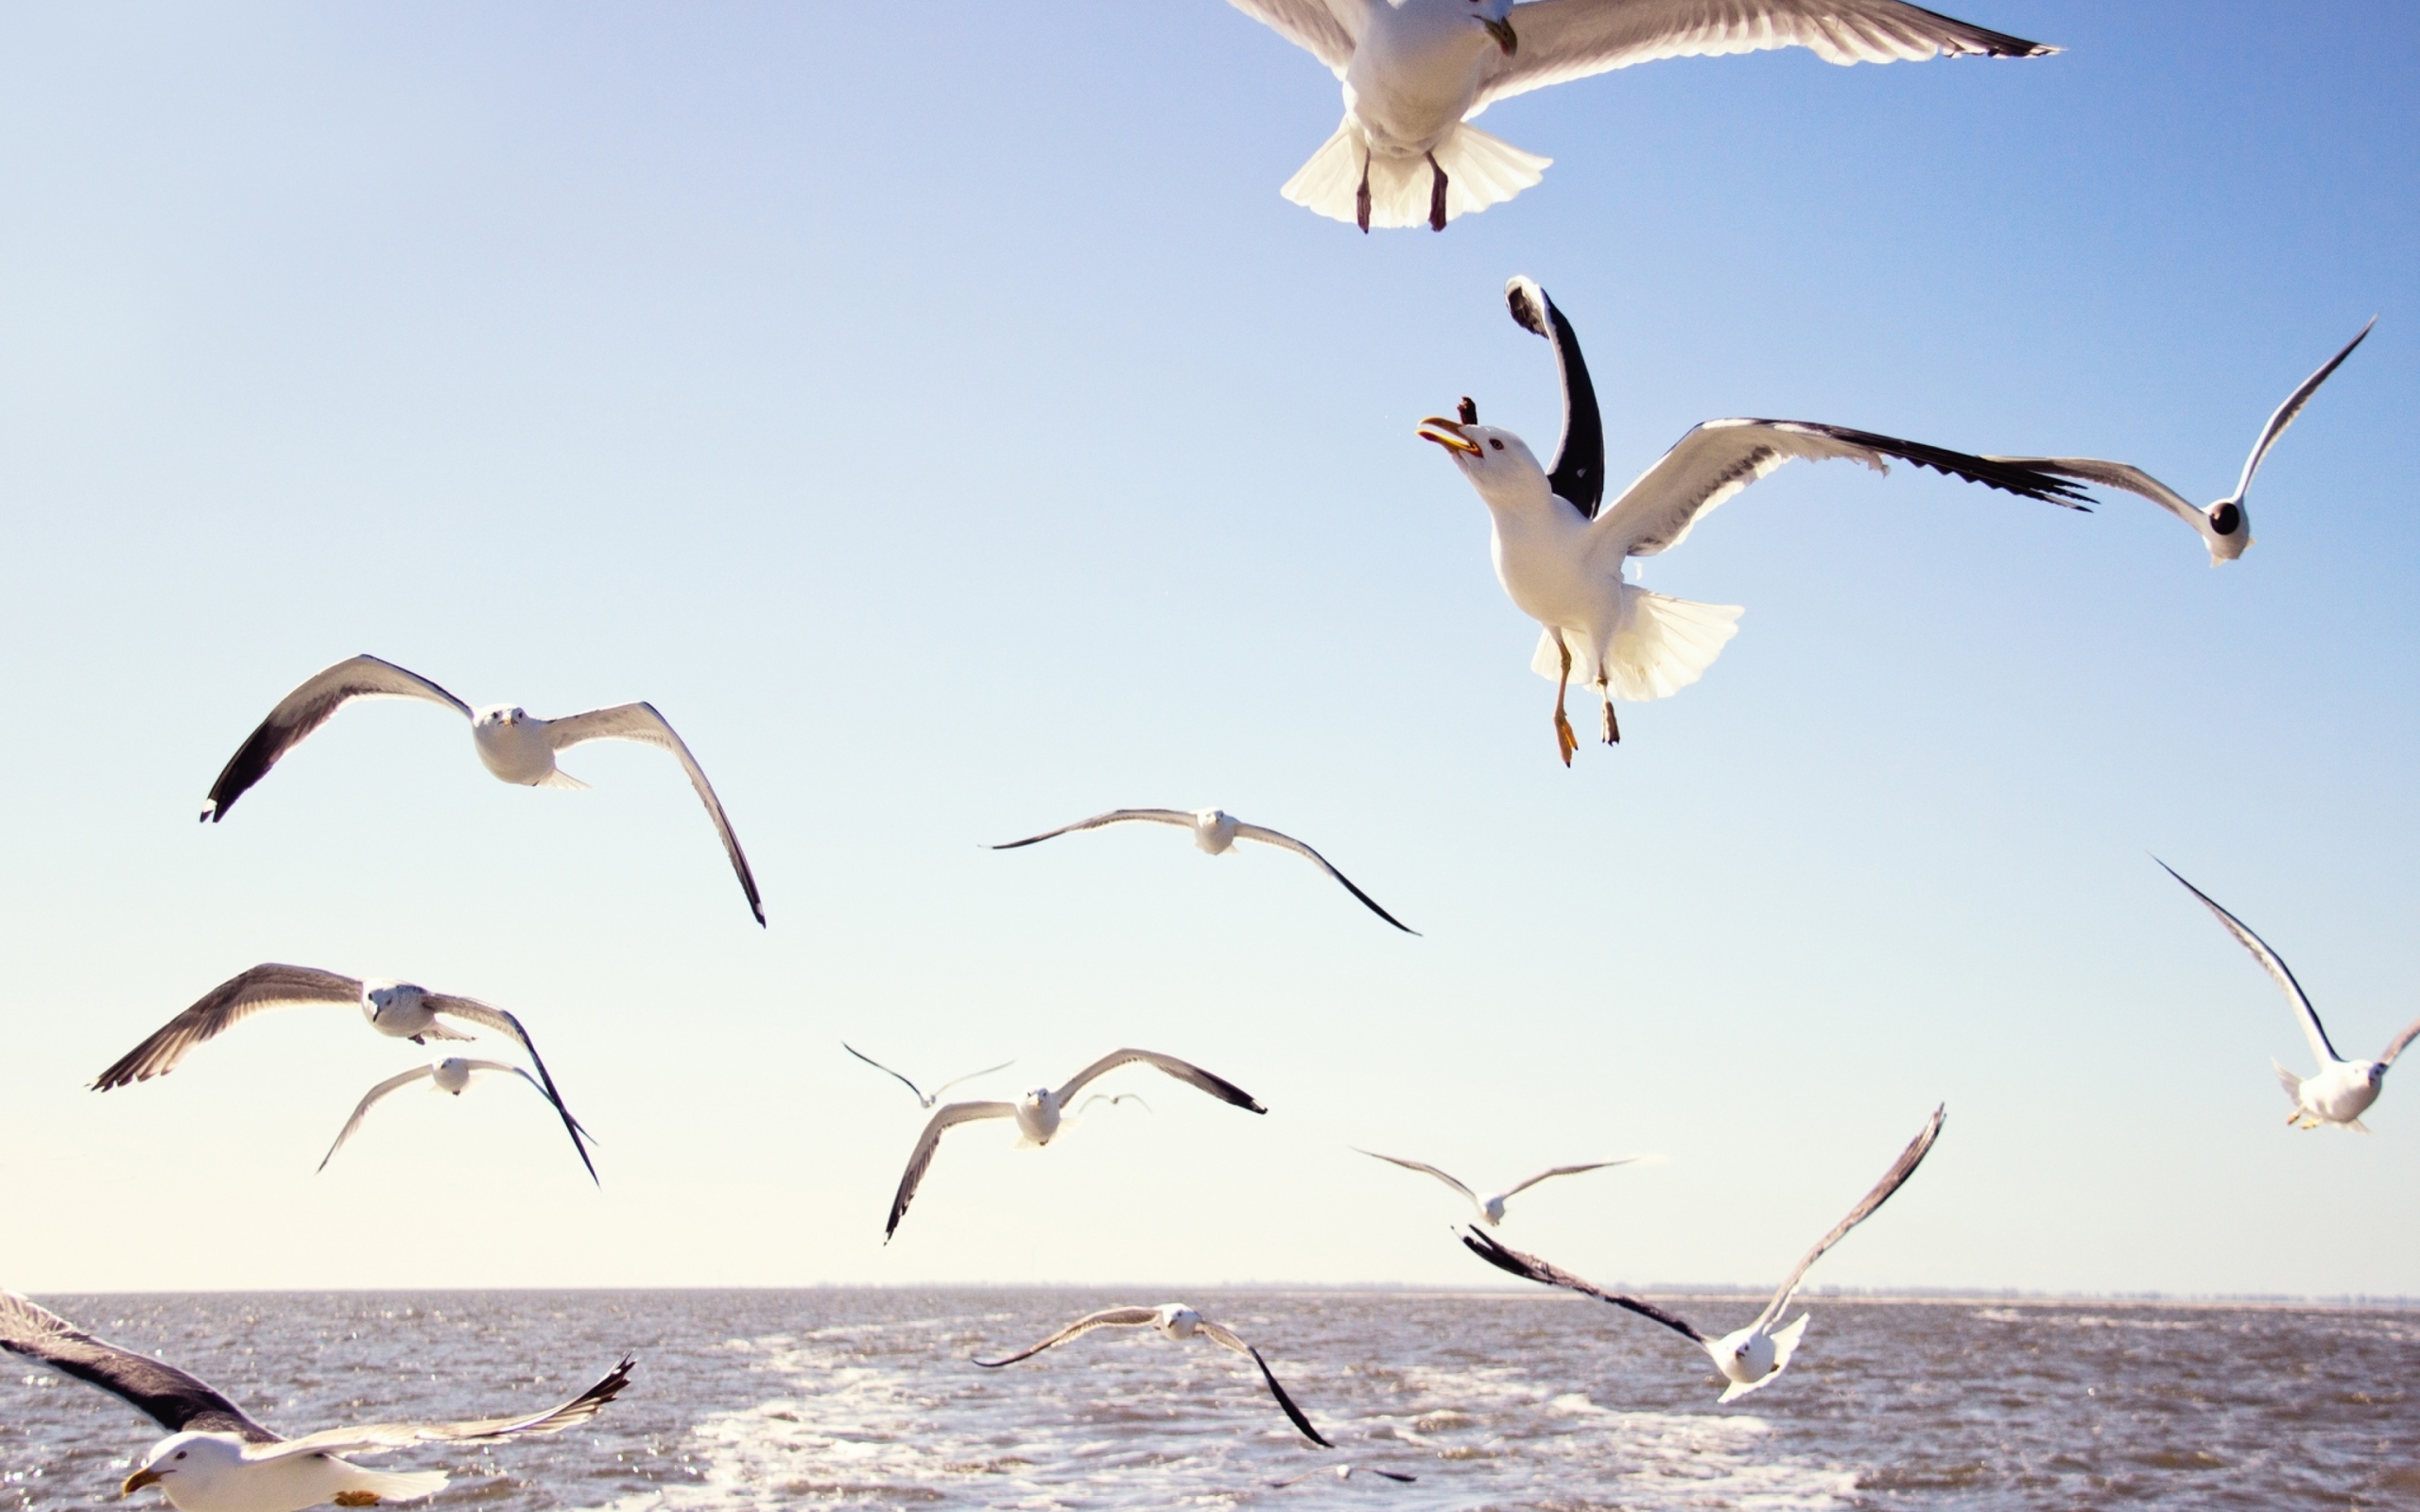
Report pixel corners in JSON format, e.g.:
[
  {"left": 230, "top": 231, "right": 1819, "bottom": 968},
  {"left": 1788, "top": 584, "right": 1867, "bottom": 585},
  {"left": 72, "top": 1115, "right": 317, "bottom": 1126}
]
[
  {"left": 974, "top": 1303, "right": 1331, "bottom": 1447},
  {"left": 843, "top": 1043, "right": 1015, "bottom": 1109},
  {"left": 993, "top": 808, "right": 1415, "bottom": 933},
  {"left": 198, "top": 654, "right": 763, "bottom": 926},
  {"left": 1357, "top": 1147, "right": 1651, "bottom": 1225},
  {"left": 1463, "top": 1105, "right": 1944, "bottom": 1401},
  {"left": 1270, "top": 1465, "right": 1419, "bottom": 1487},
  {"left": 2159, "top": 860, "right": 2420, "bottom": 1131},
  {"left": 91, "top": 964, "right": 594, "bottom": 1182},
  {"left": 1992, "top": 319, "right": 2375, "bottom": 564},
  {"left": 885, "top": 1049, "right": 1265, "bottom": 1240},
  {"left": 0, "top": 1290, "right": 631, "bottom": 1512},
  {"left": 320, "top": 1057, "right": 597, "bottom": 1180},
  {"left": 1224, "top": 0, "right": 2053, "bottom": 232},
  {"left": 1420, "top": 278, "right": 2090, "bottom": 762}
]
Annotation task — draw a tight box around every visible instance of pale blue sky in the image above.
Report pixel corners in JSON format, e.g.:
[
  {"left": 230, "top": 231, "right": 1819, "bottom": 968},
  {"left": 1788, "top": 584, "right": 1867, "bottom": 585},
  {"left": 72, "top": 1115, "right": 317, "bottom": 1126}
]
[{"left": 1, "top": 2, "right": 2413, "bottom": 1297}]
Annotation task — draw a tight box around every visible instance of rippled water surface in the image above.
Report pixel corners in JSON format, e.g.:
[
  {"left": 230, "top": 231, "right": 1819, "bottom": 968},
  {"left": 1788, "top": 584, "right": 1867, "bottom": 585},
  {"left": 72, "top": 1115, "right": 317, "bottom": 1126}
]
[{"left": 8, "top": 1291, "right": 2417, "bottom": 1510}]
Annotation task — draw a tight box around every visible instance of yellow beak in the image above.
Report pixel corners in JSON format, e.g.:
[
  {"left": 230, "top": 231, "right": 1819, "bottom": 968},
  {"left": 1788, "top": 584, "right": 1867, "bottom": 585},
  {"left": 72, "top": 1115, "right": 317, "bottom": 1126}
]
[
  {"left": 1417, "top": 417, "right": 1481, "bottom": 456},
  {"left": 1483, "top": 17, "right": 1516, "bottom": 53},
  {"left": 122, "top": 1469, "right": 164, "bottom": 1498}
]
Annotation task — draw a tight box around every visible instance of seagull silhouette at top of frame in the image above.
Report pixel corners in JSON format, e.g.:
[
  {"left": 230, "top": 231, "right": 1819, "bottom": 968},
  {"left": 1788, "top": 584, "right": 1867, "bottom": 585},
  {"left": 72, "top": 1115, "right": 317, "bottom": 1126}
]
[
  {"left": 1419, "top": 278, "right": 2092, "bottom": 764},
  {"left": 1463, "top": 1105, "right": 1943, "bottom": 1400},
  {"left": 1990, "top": 318, "right": 2375, "bottom": 564},
  {"left": 843, "top": 1043, "right": 1015, "bottom": 1109},
  {"left": 1223, "top": 0, "right": 2053, "bottom": 232},
  {"left": 2159, "top": 860, "right": 2420, "bottom": 1131},
  {"left": 92, "top": 963, "right": 596, "bottom": 1182},
  {"left": 0, "top": 1290, "right": 632, "bottom": 1512},
  {"left": 972, "top": 1302, "right": 1332, "bottom": 1447},
  {"left": 884, "top": 1049, "right": 1265, "bottom": 1240},
  {"left": 198, "top": 654, "right": 763, "bottom": 926},
  {"left": 993, "top": 808, "right": 1414, "bottom": 933}
]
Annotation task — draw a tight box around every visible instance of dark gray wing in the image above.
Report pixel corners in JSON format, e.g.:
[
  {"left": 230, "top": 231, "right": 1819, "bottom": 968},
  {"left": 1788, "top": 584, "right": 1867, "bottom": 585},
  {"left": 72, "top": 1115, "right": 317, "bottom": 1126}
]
[
  {"left": 92, "top": 964, "right": 363, "bottom": 1091},
  {"left": 1199, "top": 1322, "right": 1334, "bottom": 1448},
  {"left": 0, "top": 1292, "right": 276, "bottom": 1443},
  {"left": 2231, "top": 318, "right": 2376, "bottom": 504},
  {"left": 543, "top": 703, "right": 765, "bottom": 927},
  {"left": 843, "top": 1043, "right": 929, "bottom": 1104},
  {"left": 425, "top": 996, "right": 597, "bottom": 1183},
  {"left": 1461, "top": 1228, "right": 1708, "bottom": 1344},
  {"left": 1055, "top": 1049, "right": 1266, "bottom": 1113},
  {"left": 1754, "top": 1104, "right": 1945, "bottom": 1332},
  {"left": 201, "top": 655, "right": 469, "bottom": 822},
  {"left": 1231, "top": 821, "right": 1418, "bottom": 934},
  {"left": 885, "top": 1101, "right": 1016, "bottom": 1241},
  {"left": 1507, "top": 277, "right": 1604, "bottom": 519},
  {"left": 991, "top": 810, "right": 1195, "bottom": 849},
  {"left": 266, "top": 1357, "right": 634, "bottom": 1458},
  {"left": 971, "top": 1307, "right": 1159, "bottom": 1366}
]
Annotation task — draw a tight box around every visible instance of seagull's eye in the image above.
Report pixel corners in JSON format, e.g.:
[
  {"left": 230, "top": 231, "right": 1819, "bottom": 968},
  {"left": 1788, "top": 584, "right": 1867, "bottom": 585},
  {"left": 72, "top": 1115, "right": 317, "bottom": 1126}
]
[
  {"left": 1489, "top": 438, "right": 1504, "bottom": 451},
  {"left": 174, "top": 1452, "right": 186, "bottom": 1461}
]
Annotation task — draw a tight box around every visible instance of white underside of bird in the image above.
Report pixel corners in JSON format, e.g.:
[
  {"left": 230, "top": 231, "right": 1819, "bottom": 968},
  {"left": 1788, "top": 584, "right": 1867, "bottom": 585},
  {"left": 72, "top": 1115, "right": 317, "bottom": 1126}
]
[{"left": 128, "top": 1434, "right": 446, "bottom": 1512}]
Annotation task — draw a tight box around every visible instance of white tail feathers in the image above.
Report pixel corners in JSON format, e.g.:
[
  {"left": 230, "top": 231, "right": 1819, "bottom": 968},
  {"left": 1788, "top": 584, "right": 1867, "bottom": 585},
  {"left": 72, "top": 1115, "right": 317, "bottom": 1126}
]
[
  {"left": 1530, "top": 590, "right": 1745, "bottom": 703},
  {"left": 534, "top": 768, "right": 591, "bottom": 791},
  {"left": 342, "top": 1469, "right": 450, "bottom": 1503},
  {"left": 1282, "top": 119, "right": 1548, "bottom": 229},
  {"left": 2273, "top": 1059, "right": 2307, "bottom": 1105}
]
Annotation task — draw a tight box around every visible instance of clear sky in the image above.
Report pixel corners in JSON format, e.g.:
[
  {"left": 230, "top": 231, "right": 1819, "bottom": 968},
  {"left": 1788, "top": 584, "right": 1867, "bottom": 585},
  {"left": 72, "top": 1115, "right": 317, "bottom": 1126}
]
[{"left": 1, "top": 1, "right": 2413, "bottom": 1298}]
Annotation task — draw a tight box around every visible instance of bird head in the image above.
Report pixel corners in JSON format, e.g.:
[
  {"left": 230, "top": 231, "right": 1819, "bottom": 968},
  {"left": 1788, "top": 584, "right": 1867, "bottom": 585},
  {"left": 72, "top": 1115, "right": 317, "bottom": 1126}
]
[
  {"left": 124, "top": 1433, "right": 240, "bottom": 1500},
  {"left": 2201, "top": 500, "right": 2252, "bottom": 563},
  {"left": 1418, "top": 414, "right": 1550, "bottom": 505},
  {"left": 433, "top": 1057, "right": 475, "bottom": 1094},
  {"left": 1156, "top": 1303, "right": 1202, "bottom": 1336},
  {"left": 1463, "top": 0, "right": 1516, "bottom": 53},
  {"left": 475, "top": 705, "right": 529, "bottom": 729},
  {"left": 2367, "top": 1061, "right": 2388, "bottom": 1088}
]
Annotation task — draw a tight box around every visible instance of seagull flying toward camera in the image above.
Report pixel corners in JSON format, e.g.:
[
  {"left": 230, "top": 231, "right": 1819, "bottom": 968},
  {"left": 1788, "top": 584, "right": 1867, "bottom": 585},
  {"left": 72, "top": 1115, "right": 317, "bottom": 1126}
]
[
  {"left": 2160, "top": 861, "right": 2420, "bottom": 1131},
  {"left": 0, "top": 1290, "right": 631, "bottom": 1512},
  {"left": 1421, "top": 278, "right": 2090, "bottom": 762},
  {"left": 198, "top": 654, "right": 763, "bottom": 925},
  {"left": 993, "top": 808, "right": 1414, "bottom": 933},
  {"left": 1224, "top": 0, "right": 2053, "bottom": 232},
  {"left": 1994, "top": 318, "right": 2375, "bottom": 564},
  {"left": 885, "top": 1049, "right": 1265, "bottom": 1239},
  {"left": 1358, "top": 1147, "right": 1651, "bottom": 1225},
  {"left": 1464, "top": 1105, "right": 1943, "bottom": 1400},
  {"left": 975, "top": 1303, "right": 1331, "bottom": 1447},
  {"left": 91, "top": 963, "right": 596, "bottom": 1182},
  {"left": 319, "top": 1057, "right": 597, "bottom": 1181},
  {"left": 842, "top": 1044, "right": 1015, "bottom": 1109}
]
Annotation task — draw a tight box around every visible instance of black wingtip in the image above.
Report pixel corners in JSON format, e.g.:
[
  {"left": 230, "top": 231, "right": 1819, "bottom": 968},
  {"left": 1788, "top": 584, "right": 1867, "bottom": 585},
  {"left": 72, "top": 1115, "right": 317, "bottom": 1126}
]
[{"left": 1505, "top": 277, "right": 1549, "bottom": 337}]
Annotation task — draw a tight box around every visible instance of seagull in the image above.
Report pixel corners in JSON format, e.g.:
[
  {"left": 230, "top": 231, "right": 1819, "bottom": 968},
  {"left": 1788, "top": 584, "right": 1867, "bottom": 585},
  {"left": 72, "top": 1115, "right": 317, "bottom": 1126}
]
[
  {"left": 885, "top": 1049, "right": 1265, "bottom": 1240},
  {"left": 0, "top": 1290, "right": 631, "bottom": 1512},
  {"left": 320, "top": 1057, "right": 597, "bottom": 1180},
  {"left": 974, "top": 1303, "right": 1331, "bottom": 1447},
  {"left": 2159, "top": 861, "right": 2420, "bottom": 1131},
  {"left": 1992, "top": 319, "right": 2375, "bottom": 564},
  {"left": 91, "top": 964, "right": 595, "bottom": 1182},
  {"left": 1357, "top": 1147, "right": 1650, "bottom": 1225},
  {"left": 198, "top": 654, "right": 763, "bottom": 926},
  {"left": 1420, "top": 278, "right": 2091, "bottom": 762},
  {"left": 1462, "top": 1105, "right": 1944, "bottom": 1401},
  {"left": 993, "top": 808, "right": 1415, "bottom": 933},
  {"left": 842, "top": 1043, "right": 1015, "bottom": 1109},
  {"left": 1270, "top": 1465, "right": 1419, "bottom": 1487},
  {"left": 1224, "top": 0, "right": 2053, "bottom": 232}
]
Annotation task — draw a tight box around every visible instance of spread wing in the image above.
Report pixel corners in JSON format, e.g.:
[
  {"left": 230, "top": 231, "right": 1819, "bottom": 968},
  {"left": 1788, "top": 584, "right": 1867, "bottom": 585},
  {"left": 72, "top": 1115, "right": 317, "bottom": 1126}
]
[
  {"left": 1594, "top": 418, "right": 2091, "bottom": 559},
  {"left": 318, "top": 1065, "right": 439, "bottom": 1171},
  {"left": 2158, "top": 861, "right": 2341, "bottom": 1068},
  {"left": 544, "top": 703, "right": 764, "bottom": 927},
  {"left": 1499, "top": 1157, "right": 1640, "bottom": 1198},
  {"left": 92, "top": 964, "right": 364, "bottom": 1091},
  {"left": 200, "top": 655, "right": 469, "bottom": 822},
  {"left": 1222, "top": 0, "right": 1365, "bottom": 74},
  {"left": 1984, "top": 456, "right": 2200, "bottom": 525},
  {"left": 970, "top": 1307, "right": 1159, "bottom": 1366},
  {"left": 1460, "top": 1228, "right": 1708, "bottom": 1344},
  {"left": 2232, "top": 317, "right": 2375, "bottom": 504},
  {"left": 1506, "top": 277, "right": 1605, "bottom": 518},
  {"left": 0, "top": 1292, "right": 276, "bottom": 1443},
  {"left": 1754, "top": 1104, "right": 1945, "bottom": 1332},
  {"left": 260, "top": 1356, "right": 634, "bottom": 1460},
  {"left": 1357, "top": 1149, "right": 1478, "bottom": 1206},
  {"left": 1055, "top": 1049, "right": 1267, "bottom": 1113},
  {"left": 1478, "top": 0, "right": 2053, "bottom": 109},
  {"left": 885, "top": 1101, "right": 1016, "bottom": 1240},
  {"left": 425, "top": 997, "right": 596, "bottom": 1182},
  {"left": 991, "top": 810, "right": 1195, "bottom": 849},
  {"left": 2377, "top": 1014, "right": 2420, "bottom": 1069},
  {"left": 1198, "top": 1323, "right": 1333, "bottom": 1448},
  {"left": 1231, "top": 823, "right": 1417, "bottom": 933},
  {"left": 844, "top": 1043, "right": 930, "bottom": 1104}
]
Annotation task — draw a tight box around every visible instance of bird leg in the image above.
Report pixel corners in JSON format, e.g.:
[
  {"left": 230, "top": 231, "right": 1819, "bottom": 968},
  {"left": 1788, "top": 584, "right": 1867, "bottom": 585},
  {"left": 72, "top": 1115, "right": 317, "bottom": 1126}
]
[
  {"left": 1552, "top": 632, "right": 1578, "bottom": 766},
  {"left": 334, "top": 1495, "right": 382, "bottom": 1508},
  {"left": 1426, "top": 152, "right": 1449, "bottom": 232},
  {"left": 1357, "top": 149, "right": 1373, "bottom": 234},
  {"left": 1598, "top": 678, "right": 1620, "bottom": 745}
]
